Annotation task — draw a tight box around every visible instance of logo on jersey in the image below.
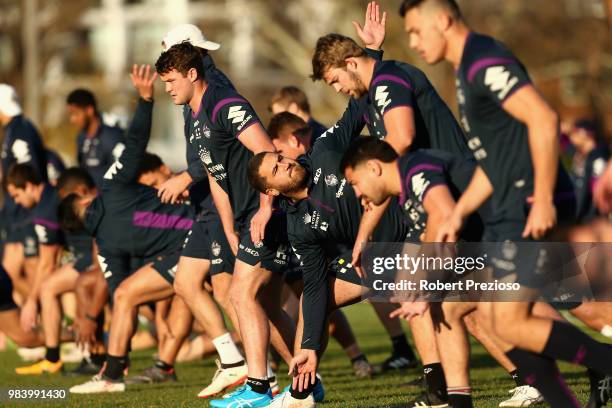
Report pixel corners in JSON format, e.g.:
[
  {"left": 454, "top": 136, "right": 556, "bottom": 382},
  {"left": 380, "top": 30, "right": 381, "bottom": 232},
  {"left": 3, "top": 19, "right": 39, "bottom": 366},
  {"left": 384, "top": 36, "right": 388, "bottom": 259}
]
[
  {"left": 313, "top": 168, "right": 322, "bottom": 184},
  {"left": 203, "top": 124, "right": 211, "bottom": 138},
  {"left": 211, "top": 241, "right": 221, "bottom": 257},
  {"left": 103, "top": 159, "right": 123, "bottom": 180},
  {"left": 303, "top": 213, "right": 312, "bottom": 225},
  {"left": 335, "top": 178, "right": 347, "bottom": 198},
  {"left": 12, "top": 139, "right": 32, "bottom": 163},
  {"left": 112, "top": 143, "right": 126, "bottom": 161},
  {"left": 228, "top": 106, "right": 246, "bottom": 124},
  {"left": 593, "top": 158, "right": 606, "bottom": 176},
  {"left": 411, "top": 173, "right": 430, "bottom": 201},
  {"left": 325, "top": 174, "right": 338, "bottom": 187},
  {"left": 375, "top": 86, "right": 391, "bottom": 113},
  {"left": 467, "top": 137, "right": 487, "bottom": 160},
  {"left": 200, "top": 148, "right": 213, "bottom": 165},
  {"left": 484, "top": 66, "right": 519, "bottom": 100},
  {"left": 34, "top": 225, "right": 47, "bottom": 243},
  {"left": 97, "top": 254, "right": 112, "bottom": 279}
]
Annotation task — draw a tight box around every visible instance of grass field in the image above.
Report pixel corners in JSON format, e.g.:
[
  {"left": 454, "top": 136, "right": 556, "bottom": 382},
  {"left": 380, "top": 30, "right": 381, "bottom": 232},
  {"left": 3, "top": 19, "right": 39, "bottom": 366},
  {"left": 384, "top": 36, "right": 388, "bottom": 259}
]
[{"left": 0, "top": 303, "right": 603, "bottom": 408}]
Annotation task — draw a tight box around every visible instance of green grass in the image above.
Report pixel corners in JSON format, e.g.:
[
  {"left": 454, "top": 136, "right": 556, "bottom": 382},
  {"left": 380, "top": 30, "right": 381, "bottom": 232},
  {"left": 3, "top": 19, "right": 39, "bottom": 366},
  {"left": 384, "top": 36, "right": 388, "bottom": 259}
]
[{"left": 0, "top": 303, "right": 604, "bottom": 407}]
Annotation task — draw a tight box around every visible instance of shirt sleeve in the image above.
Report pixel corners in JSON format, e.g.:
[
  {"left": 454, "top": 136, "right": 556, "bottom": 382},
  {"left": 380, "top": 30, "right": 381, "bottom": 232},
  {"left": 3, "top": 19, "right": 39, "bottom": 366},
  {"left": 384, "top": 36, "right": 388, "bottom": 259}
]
[
  {"left": 469, "top": 55, "right": 531, "bottom": 105},
  {"left": 102, "top": 99, "right": 152, "bottom": 185},
  {"left": 288, "top": 221, "right": 329, "bottom": 351},
  {"left": 213, "top": 96, "right": 262, "bottom": 139},
  {"left": 34, "top": 198, "right": 62, "bottom": 246},
  {"left": 8, "top": 126, "right": 47, "bottom": 179},
  {"left": 404, "top": 154, "right": 447, "bottom": 204},
  {"left": 310, "top": 98, "right": 367, "bottom": 155},
  {"left": 370, "top": 70, "right": 415, "bottom": 116}
]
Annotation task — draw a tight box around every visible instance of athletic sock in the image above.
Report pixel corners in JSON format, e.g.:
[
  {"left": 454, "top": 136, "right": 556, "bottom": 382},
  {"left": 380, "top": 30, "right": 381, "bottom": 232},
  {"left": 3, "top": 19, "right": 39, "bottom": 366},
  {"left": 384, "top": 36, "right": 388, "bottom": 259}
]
[
  {"left": 350, "top": 354, "right": 368, "bottom": 364},
  {"left": 391, "top": 334, "right": 415, "bottom": 359},
  {"left": 267, "top": 362, "right": 275, "bottom": 378},
  {"left": 154, "top": 359, "right": 173, "bottom": 372},
  {"left": 220, "top": 360, "right": 245, "bottom": 369},
  {"left": 103, "top": 355, "right": 127, "bottom": 381},
  {"left": 542, "top": 321, "right": 612, "bottom": 374},
  {"left": 424, "top": 363, "right": 447, "bottom": 400},
  {"left": 447, "top": 386, "right": 472, "bottom": 408},
  {"left": 213, "top": 332, "right": 244, "bottom": 366},
  {"left": 45, "top": 347, "right": 60, "bottom": 363},
  {"left": 290, "top": 377, "right": 319, "bottom": 400},
  {"left": 509, "top": 369, "right": 525, "bottom": 387},
  {"left": 246, "top": 377, "right": 269, "bottom": 394},
  {"left": 90, "top": 353, "right": 106, "bottom": 366},
  {"left": 506, "top": 348, "right": 580, "bottom": 407}
]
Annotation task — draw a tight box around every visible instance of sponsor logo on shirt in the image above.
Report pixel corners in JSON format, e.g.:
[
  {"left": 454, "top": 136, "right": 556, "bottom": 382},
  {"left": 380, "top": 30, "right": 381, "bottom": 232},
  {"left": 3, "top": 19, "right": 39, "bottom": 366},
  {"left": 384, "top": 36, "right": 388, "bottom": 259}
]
[
  {"left": 484, "top": 66, "right": 519, "bottom": 100},
  {"left": 335, "top": 178, "right": 347, "bottom": 198},
  {"left": 375, "top": 85, "right": 391, "bottom": 113},
  {"left": 325, "top": 174, "right": 338, "bottom": 187},
  {"left": 313, "top": 168, "right": 322, "bottom": 184}
]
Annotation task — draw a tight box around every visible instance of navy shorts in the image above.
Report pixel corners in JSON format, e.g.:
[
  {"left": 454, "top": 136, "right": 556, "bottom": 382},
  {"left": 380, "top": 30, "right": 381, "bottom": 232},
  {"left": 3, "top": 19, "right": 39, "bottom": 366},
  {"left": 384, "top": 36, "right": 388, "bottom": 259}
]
[
  {"left": 65, "top": 232, "right": 94, "bottom": 273},
  {"left": 181, "top": 220, "right": 234, "bottom": 276},
  {"left": 236, "top": 209, "right": 289, "bottom": 274},
  {"left": 149, "top": 252, "right": 181, "bottom": 285}
]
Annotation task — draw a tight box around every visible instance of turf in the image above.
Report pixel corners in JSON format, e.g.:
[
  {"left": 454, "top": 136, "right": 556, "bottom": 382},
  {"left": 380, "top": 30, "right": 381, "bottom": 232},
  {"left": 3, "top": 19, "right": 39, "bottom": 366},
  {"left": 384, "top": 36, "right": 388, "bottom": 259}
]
[{"left": 0, "top": 303, "right": 604, "bottom": 407}]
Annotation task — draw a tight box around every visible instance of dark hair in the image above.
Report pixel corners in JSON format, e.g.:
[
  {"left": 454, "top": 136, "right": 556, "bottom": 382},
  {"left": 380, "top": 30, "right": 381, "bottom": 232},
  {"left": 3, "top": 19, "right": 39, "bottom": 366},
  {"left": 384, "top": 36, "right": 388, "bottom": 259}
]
[
  {"left": 66, "top": 89, "right": 97, "bottom": 111},
  {"left": 311, "top": 34, "right": 366, "bottom": 81},
  {"left": 155, "top": 42, "right": 206, "bottom": 80},
  {"left": 267, "top": 112, "right": 310, "bottom": 142},
  {"left": 269, "top": 86, "right": 311, "bottom": 114},
  {"left": 399, "top": 0, "right": 463, "bottom": 19},
  {"left": 574, "top": 118, "right": 596, "bottom": 134},
  {"left": 57, "top": 193, "right": 86, "bottom": 233},
  {"left": 340, "top": 137, "right": 398, "bottom": 172},
  {"left": 247, "top": 152, "right": 271, "bottom": 193},
  {"left": 137, "top": 152, "right": 165, "bottom": 178},
  {"left": 57, "top": 167, "right": 95, "bottom": 193},
  {"left": 6, "top": 164, "right": 42, "bottom": 189}
]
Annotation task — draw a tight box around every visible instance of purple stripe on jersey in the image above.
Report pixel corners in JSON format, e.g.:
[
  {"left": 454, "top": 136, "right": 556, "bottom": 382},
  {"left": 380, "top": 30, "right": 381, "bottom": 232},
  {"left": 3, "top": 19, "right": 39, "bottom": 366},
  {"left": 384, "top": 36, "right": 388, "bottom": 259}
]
[
  {"left": 211, "top": 97, "right": 247, "bottom": 124},
  {"left": 405, "top": 164, "right": 444, "bottom": 183},
  {"left": 34, "top": 218, "right": 60, "bottom": 230},
  {"left": 132, "top": 211, "right": 194, "bottom": 230},
  {"left": 371, "top": 74, "right": 413, "bottom": 90},
  {"left": 307, "top": 197, "right": 336, "bottom": 213},
  {"left": 191, "top": 93, "right": 207, "bottom": 119},
  {"left": 467, "top": 57, "right": 516, "bottom": 83}
]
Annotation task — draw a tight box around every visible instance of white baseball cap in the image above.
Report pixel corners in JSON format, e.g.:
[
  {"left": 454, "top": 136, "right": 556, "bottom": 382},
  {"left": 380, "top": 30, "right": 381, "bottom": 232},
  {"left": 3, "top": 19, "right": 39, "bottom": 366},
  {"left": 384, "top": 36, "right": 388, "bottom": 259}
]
[
  {"left": 162, "top": 24, "right": 220, "bottom": 52},
  {"left": 0, "top": 84, "right": 22, "bottom": 117}
]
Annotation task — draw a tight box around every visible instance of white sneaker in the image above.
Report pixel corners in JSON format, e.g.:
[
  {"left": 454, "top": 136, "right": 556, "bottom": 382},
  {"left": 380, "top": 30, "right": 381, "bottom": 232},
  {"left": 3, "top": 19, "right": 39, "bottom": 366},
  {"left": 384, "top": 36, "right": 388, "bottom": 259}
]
[
  {"left": 197, "top": 360, "right": 248, "bottom": 398},
  {"left": 499, "top": 385, "right": 544, "bottom": 407},
  {"left": 61, "top": 342, "right": 86, "bottom": 363},
  {"left": 266, "top": 391, "right": 315, "bottom": 408},
  {"left": 69, "top": 374, "right": 126, "bottom": 394}
]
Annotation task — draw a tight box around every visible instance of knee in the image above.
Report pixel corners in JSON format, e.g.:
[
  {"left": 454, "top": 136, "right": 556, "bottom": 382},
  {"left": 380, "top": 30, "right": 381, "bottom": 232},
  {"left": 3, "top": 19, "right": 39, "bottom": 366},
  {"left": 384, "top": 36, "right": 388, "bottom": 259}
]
[
  {"left": 39, "top": 279, "right": 58, "bottom": 303},
  {"left": 173, "top": 275, "right": 192, "bottom": 300},
  {"left": 113, "top": 285, "right": 132, "bottom": 309},
  {"left": 213, "top": 289, "right": 230, "bottom": 312}
]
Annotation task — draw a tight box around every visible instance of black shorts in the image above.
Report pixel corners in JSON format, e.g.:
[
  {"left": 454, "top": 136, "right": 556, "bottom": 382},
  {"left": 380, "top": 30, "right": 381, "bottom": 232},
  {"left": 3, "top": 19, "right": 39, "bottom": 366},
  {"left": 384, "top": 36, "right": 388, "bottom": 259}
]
[
  {"left": 181, "top": 220, "right": 234, "bottom": 276},
  {"left": 149, "top": 252, "right": 181, "bottom": 285},
  {"left": 0, "top": 264, "right": 17, "bottom": 312},
  {"left": 327, "top": 251, "right": 363, "bottom": 287},
  {"left": 284, "top": 250, "right": 303, "bottom": 284},
  {"left": 236, "top": 209, "right": 289, "bottom": 274},
  {"left": 65, "top": 233, "right": 94, "bottom": 273}
]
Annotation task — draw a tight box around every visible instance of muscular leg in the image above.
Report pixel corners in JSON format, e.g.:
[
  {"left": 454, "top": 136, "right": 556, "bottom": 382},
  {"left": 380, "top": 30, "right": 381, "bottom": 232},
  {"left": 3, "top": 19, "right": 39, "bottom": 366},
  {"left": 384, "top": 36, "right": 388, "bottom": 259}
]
[
  {"left": 174, "top": 256, "right": 228, "bottom": 339},
  {"left": 3, "top": 243, "right": 28, "bottom": 298},
  {"left": 108, "top": 264, "right": 174, "bottom": 357},
  {"left": 158, "top": 296, "right": 194, "bottom": 365},
  {"left": 260, "top": 273, "right": 295, "bottom": 366},
  {"left": 39, "top": 264, "right": 79, "bottom": 349},
  {"left": 211, "top": 272, "right": 240, "bottom": 336}
]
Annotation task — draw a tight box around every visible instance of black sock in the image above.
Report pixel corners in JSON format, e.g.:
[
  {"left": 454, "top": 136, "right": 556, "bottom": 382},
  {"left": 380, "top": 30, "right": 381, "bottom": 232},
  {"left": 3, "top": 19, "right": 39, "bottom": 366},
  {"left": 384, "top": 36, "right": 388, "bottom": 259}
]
[
  {"left": 246, "top": 377, "right": 269, "bottom": 394},
  {"left": 290, "top": 377, "right": 318, "bottom": 400},
  {"left": 103, "top": 355, "right": 127, "bottom": 381},
  {"left": 424, "top": 363, "right": 447, "bottom": 400},
  {"left": 509, "top": 369, "right": 525, "bottom": 387},
  {"left": 350, "top": 354, "right": 368, "bottom": 364},
  {"left": 45, "top": 347, "right": 60, "bottom": 363},
  {"left": 154, "top": 359, "right": 173, "bottom": 372},
  {"left": 392, "top": 334, "right": 415, "bottom": 359},
  {"left": 90, "top": 353, "right": 106, "bottom": 366},
  {"left": 447, "top": 387, "right": 472, "bottom": 408},
  {"left": 542, "top": 321, "right": 612, "bottom": 374},
  {"left": 506, "top": 348, "right": 580, "bottom": 407},
  {"left": 220, "top": 360, "right": 245, "bottom": 369}
]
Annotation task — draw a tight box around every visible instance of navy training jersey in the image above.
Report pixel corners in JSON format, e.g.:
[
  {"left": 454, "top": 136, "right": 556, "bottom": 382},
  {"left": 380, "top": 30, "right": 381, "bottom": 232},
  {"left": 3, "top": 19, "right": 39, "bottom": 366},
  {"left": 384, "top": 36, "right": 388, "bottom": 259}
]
[
  {"left": 289, "top": 148, "right": 409, "bottom": 350},
  {"left": 33, "top": 184, "right": 62, "bottom": 246},
  {"left": 307, "top": 117, "right": 328, "bottom": 144},
  {"left": 456, "top": 32, "right": 574, "bottom": 216},
  {"left": 186, "top": 83, "right": 263, "bottom": 222},
  {"left": 46, "top": 149, "right": 65, "bottom": 186},
  {"left": 77, "top": 123, "right": 125, "bottom": 187},
  {"left": 85, "top": 99, "right": 194, "bottom": 259},
  {"left": 1, "top": 115, "right": 48, "bottom": 182},
  {"left": 571, "top": 146, "right": 609, "bottom": 221},
  {"left": 366, "top": 60, "right": 472, "bottom": 160}
]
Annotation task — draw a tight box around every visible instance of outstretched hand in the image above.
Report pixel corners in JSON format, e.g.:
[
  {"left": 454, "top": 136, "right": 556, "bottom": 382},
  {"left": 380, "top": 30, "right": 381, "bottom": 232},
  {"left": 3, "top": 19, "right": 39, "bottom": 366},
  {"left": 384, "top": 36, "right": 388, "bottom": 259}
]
[
  {"left": 130, "top": 64, "right": 157, "bottom": 101},
  {"left": 352, "top": 1, "right": 387, "bottom": 50}
]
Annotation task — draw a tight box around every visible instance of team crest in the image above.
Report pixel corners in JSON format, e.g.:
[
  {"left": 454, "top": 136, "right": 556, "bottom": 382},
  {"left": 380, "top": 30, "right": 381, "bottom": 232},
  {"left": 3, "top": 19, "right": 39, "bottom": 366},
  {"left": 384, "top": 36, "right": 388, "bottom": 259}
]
[
  {"left": 211, "top": 241, "right": 221, "bottom": 257},
  {"left": 254, "top": 241, "right": 264, "bottom": 249},
  {"left": 203, "top": 124, "right": 211, "bottom": 139},
  {"left": 325, "top": 174, "right": 338, "bottom": 187}
]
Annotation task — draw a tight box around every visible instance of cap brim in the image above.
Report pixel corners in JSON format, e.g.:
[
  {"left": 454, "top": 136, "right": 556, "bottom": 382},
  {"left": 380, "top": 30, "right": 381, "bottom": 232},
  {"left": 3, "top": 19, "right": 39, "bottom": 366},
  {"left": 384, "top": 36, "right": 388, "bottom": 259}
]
[{"left": 196, "top": 40, "right": 220, "bottom": 51}]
